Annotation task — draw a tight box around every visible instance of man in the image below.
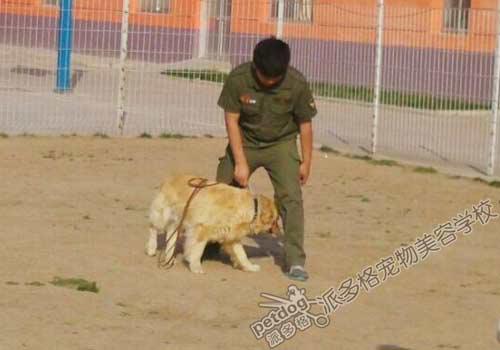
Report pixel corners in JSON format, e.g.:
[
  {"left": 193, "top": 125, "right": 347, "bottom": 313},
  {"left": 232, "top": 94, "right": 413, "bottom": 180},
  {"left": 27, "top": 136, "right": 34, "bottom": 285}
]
[{"left": 216, "top": 37, "right": 317, "bottom": 281}]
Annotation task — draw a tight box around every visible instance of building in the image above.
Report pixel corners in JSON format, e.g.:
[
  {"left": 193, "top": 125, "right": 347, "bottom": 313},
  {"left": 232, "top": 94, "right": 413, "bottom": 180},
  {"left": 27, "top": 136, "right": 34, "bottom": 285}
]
[{"left": 0, "top": 1, "right": 498, "bottom": 55}]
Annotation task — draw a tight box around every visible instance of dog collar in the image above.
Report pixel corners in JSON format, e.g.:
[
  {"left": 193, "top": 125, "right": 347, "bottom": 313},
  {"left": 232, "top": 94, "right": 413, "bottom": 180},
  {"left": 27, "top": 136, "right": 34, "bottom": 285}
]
[{"left": 252, "top": 197, "right": 259, "bottom": 223}]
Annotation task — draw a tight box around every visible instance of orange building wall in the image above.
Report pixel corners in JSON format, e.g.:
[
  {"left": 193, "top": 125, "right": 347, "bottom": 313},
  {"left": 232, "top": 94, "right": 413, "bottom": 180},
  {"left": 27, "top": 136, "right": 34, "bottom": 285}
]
[
  {"left": 0, "top": 0, "right": 499, "bottom": 52},
  {"left": 229, "top": 0, "right": 498, "bottom": 53},
  {"left": 0, "top": 0, "right": 201, "bottom": 28}
]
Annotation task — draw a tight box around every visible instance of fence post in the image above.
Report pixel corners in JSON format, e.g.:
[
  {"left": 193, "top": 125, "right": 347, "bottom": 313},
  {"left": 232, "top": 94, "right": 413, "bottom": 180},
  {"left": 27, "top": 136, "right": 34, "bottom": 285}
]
[
  {"left": 55, "top": 0, "right": 73, "bottom": 93},
  {"left": 488, "top": 1, "right": 500, "bottom": 176},
  {"left": 117, "top": 0, "right": 130, "bottom": 134},
  {"left": 198, "top": 0, "right": 208, "bottom": 58},
  {"left": 371, "top": 0, "right": 384, "bottom": 154},
  {"left": 276, "top": 0, "right": 284, "bottom": 38}
]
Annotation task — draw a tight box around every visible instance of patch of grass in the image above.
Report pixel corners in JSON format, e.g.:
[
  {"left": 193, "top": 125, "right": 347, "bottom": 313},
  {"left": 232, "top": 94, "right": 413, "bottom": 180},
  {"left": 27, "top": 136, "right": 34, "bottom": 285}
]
[
  {"left": 349, "top": 154, "right": 372, "bottom": 161},
  {"left": 25, "top": 281, "right": 45, "bottom": 286},
  {"left": 319, "top": 145, "right": 340, "bottom": 154},
  {"left": 368, "top": 159, "right": 400, "bottom": 167},
  {"left": 413, "top": 166, "right": 438, "bottom": 174},
  {"left": 93, "top": 133, "right": 109, "bottom": 139},
  {"left": 21, "top": 133, "right": 34, "bottom": 137},
  {"left": 203, "top": 134, "right": 214, "bottom": 138},
  {"left": 159, "top": 133, "right": 189, "bottom": 139},
  {"left": 5, "top": 281, "right": 19, "bottom": 285},
  {"left": 160, "top": 69, "right": 228, "bottom": 83},
  {"left": 347, "top": 154, "right": 401, "bottom": 167},
  {"left": 489, "top": 180, "right": 500, "bottom": 188},
  {"left": 0, "top": 132, "right": 8, "bottom": 138},
  {"left": 473, "top": 177, "right": 488, "bottom": 184},
  {"left": 361, "top": 197, "right": 370, "bottom": 202},
  {"left": 50, "top": 276, "right": 99, "bottom": 293},
  {"left": 312, "top": 83, "right": 489, "bottom": 110},
  {"left": 160, "top": 69, "right": 487, "bottom": 110},
  {"left": 139, "top": 132, "right": 152, "bottom": 139},
  {"left": 83, "top": 215, "right": 91, "bottom": 220}
]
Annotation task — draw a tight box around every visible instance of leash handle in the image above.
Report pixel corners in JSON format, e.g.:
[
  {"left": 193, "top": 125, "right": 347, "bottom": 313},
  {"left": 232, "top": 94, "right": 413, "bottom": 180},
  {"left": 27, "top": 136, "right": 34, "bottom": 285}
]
[{"left": 188, "top": 177, "right": 218, "bottom": 189}]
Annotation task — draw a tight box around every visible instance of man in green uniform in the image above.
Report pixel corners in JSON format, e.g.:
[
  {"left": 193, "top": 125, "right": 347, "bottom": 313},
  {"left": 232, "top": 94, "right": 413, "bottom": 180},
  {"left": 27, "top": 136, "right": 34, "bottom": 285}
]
[{"left": 216, "top": 37, "right": 317, "bottom": 281}]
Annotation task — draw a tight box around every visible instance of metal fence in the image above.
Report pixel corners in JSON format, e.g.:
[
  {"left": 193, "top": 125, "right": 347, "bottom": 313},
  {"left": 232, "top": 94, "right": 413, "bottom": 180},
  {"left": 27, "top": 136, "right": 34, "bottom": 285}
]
[{"left": 0, "top": 0, "right": 499, "bottom": 176}]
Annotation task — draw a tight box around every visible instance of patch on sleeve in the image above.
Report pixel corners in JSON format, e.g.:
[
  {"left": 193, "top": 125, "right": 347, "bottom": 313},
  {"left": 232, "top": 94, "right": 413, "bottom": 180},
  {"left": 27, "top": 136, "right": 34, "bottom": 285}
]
[
  {"left": 309, "top": 99, "right": 316, "bottom": 110},
  {"left": 240, "top": 93, "right": 257, "bottom": 105}
]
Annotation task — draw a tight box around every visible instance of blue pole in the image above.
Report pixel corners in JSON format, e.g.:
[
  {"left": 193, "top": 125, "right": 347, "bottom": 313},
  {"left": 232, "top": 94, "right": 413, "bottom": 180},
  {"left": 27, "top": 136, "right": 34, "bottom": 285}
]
[{"left": 56, "top": 0, "right": 73, "bottom": 92}]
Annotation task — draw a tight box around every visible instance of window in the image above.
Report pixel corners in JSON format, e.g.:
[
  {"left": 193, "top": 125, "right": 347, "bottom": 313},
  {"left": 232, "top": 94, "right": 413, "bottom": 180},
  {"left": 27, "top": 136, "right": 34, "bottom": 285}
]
[
  {"left": 141, "top": 0, "right": 171, "bottom": 14},
  {"left": 43, "top": 0, "right": 58, "bottom": 6},
  {"left": 443, "top": 0, "right": 470, "bottom": 33},
  {"left": 271, "top": 0, "right": 313, "bottom": 23}
]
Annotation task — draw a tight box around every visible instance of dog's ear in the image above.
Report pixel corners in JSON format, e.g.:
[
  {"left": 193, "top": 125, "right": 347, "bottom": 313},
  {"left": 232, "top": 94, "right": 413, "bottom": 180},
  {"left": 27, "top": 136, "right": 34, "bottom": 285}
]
[
  {"left": 270, "top": 219, "right": 281, "bottom": 236},
  {"left": 267, "top": 197, "right": 281, "bottom": 236}
]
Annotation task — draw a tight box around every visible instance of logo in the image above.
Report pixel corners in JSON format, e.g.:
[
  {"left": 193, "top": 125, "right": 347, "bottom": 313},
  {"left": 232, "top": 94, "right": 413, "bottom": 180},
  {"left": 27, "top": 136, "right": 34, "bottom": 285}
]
[
  {"left": 250, "top": 285, "right": 330, "bottom": 348},
  {"left": 250, "top": 200, "right": 498, "bottom": 348},
  {"left": 240, "top": 93, "right": 257, "bottom": 105}
]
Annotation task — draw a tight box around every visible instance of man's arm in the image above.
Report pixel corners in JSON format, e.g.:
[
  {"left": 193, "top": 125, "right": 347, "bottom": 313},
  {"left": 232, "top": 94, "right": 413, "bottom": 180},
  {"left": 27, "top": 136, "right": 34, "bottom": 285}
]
[
  {"left": 298, "top": 120, "right": 313, "bottom": 186},
  {"left": 293, "top": 81, "right": 316, "bottom": 186},
  {"left": 225, "top": 112, "right": 250, "bottom": 187}
]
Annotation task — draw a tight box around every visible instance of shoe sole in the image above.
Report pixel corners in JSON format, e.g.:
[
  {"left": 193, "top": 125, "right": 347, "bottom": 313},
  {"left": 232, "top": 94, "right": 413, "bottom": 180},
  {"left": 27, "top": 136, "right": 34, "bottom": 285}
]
[{"left": 287, "top": 273, "right": 309, "bottom": 282}]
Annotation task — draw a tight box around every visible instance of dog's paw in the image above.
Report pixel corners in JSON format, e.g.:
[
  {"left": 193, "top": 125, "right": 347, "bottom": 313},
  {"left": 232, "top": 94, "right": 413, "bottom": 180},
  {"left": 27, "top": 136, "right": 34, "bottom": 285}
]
[
  {"left": 189, "top": 265, "right": 205, "bottom": 274},
  {"left": 242, "top": 264, "right": 261, "bottom": 272},
  {"left": 145, "top": 246, "right": 157, "bottom": 257}
]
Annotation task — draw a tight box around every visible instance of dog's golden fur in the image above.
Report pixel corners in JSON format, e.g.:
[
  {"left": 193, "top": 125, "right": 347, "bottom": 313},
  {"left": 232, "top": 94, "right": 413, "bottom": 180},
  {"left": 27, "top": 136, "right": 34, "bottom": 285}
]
[{"left": 146, "top": 175, "right": 279, "bottom": 273}]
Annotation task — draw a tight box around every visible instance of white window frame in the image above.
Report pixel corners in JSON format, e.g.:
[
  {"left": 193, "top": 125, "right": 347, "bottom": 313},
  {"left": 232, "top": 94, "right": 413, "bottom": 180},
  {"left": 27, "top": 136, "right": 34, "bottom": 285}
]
[
  {"left": 42, "top": 0, "right": 59, "bottom": 6},
  {"left": 443, "top": 0, "right": 471, "bottom": 33},
  {"left": 140, "top": 0, "right": 171, "bottom": 14},
  {"left": 270, "top": 0, "right": 313, "bottom": 23}
]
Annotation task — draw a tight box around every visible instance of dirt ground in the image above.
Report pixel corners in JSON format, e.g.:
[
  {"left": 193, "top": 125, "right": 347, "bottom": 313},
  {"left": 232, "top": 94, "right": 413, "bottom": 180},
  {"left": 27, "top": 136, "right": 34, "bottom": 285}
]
[{"left": 0, "top": 135, "right": 499, "bottom": 350}]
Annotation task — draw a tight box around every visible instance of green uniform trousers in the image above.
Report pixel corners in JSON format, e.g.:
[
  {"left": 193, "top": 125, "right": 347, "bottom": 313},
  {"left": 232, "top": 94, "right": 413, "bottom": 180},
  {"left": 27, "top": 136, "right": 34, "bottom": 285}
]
[{"left": 216, "top": 139, "right": 306, "bottom": 267}]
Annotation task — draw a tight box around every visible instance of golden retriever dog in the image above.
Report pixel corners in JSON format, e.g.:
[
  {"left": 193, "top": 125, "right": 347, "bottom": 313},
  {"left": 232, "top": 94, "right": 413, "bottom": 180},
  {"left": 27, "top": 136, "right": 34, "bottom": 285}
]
[{"left": 146, "top": 175, "right": 280, "bottom": 273}]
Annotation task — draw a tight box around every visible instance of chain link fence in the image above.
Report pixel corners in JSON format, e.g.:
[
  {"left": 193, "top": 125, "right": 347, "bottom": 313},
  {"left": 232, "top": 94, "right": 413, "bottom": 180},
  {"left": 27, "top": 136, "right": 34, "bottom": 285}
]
[{"left": 0, "top": 0, "right": 499, "bottom": 176}]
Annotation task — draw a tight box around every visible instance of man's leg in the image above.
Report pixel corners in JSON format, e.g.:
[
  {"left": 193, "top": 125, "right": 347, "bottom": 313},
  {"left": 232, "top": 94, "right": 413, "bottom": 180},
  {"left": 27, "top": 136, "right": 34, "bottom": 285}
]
[
  {"left": 216, "top": 145, "right": 238, "bottom": 185},
  {"left": 262, "top": 140, "right": 307, "bottom": 280}
]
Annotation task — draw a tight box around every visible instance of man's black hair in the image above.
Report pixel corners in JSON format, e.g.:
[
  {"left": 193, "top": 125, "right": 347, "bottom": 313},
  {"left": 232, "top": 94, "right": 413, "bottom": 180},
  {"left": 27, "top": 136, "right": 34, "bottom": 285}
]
[{"left": 253, "top": 37, "right": 291, "bottom": 78}]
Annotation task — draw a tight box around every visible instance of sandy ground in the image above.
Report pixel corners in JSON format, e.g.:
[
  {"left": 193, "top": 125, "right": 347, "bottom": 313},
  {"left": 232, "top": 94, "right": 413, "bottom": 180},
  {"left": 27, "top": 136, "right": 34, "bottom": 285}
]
[{"left": 0, "top": 135, "right": 499, "bottom": 350}]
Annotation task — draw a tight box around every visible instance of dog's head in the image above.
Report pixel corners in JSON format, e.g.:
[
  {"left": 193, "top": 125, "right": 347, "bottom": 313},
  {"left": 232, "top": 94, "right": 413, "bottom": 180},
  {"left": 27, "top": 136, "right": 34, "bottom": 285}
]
[{"left": 254, "top": 195, "right": 281, "bottom": 236}]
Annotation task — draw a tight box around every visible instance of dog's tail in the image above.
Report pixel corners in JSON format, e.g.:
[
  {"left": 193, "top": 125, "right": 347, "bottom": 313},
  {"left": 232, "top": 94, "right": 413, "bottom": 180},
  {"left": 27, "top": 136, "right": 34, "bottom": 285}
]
[{"left": 149, "top": 192, "right": 178, "bottom": 268}]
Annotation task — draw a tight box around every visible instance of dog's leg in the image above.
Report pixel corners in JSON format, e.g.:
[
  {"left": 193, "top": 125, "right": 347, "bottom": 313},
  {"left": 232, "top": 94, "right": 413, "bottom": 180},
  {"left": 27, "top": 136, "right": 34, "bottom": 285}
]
[
  {"left": 224, "top": 242, "right": 260, "bottom": 272},
  {"left": 183, "top": 230, "right": 208, "bottom": 274},
  {"left": 145, "top": 227, "right": 158, "bottom": 256},
  {"left": 148, "top": 195, "right": 173, "bottom": 257},
  {"left": 185, "top": 240, "right": 208, "bottom": 274}
]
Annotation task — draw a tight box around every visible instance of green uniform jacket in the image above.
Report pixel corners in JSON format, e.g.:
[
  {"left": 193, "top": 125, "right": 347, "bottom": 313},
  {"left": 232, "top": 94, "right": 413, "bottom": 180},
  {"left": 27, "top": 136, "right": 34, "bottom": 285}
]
[{"left": 217, "top": 62, "right": 317, "bottom": 148}]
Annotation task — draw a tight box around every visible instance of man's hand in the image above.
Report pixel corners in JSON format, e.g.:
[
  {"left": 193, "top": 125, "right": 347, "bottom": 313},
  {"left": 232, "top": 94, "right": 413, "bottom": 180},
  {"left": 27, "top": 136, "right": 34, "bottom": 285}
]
[
  {"left": 299, "top": 161, "right": 311, "bottom": 186},
  {"left": 234, "top": 162, "right": 250, "bottom": 188}
]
